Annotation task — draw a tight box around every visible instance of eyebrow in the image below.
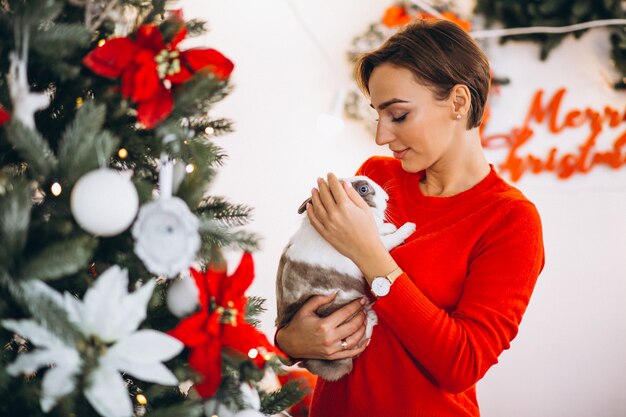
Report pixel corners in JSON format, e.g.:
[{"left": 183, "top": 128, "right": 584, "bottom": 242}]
[{"left": 370, "top": 98, "right": 410, "bottom": 110}]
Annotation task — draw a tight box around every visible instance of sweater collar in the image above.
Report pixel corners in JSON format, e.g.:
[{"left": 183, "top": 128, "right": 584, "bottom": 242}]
[{"left": 405, "top": 164, "right": 501, "bottom": 208}]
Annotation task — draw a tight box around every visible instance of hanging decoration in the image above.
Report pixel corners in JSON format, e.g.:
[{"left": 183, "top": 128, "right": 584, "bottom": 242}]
[
  {"left": 8, "top": 48, "right": 50, "bottom": 130},
  {"left": 132, "top": 196, "right": 201, "bottom": 277},
  {"left": 83, "top": 12, "right": 234, "bottom": 128},
  {"left": 70, "top": 168, "right": 139, "bottom": 237}
]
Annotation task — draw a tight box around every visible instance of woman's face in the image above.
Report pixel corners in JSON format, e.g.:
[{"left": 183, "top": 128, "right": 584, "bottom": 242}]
[{"left": 368, "top": 63, "right": 459, "bottom": 173}]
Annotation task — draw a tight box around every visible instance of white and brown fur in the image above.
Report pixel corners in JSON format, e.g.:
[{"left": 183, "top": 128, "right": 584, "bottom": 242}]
[{"left": 275, "top": 176, "right": 415, "bottom": 381}]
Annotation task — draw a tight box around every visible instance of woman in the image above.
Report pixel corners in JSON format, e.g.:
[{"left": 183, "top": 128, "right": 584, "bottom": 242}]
[{"left": 276, "top": 18, "right": 545, "bottom": 416}]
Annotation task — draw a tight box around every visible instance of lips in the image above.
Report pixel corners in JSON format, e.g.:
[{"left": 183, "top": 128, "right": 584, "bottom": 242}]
[{"left": 392, "top": 148, "right": 409, "bottom": 159}]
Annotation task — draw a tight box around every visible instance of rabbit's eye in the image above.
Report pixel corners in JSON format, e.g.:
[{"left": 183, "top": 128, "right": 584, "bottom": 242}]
[{"left": 358, "top": 184, "right": 369, "bottom": 195}]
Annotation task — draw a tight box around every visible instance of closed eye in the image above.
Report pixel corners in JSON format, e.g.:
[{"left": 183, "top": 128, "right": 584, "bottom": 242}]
[{"left": 392, "top": 113, "right": 408, "bottom": 123}]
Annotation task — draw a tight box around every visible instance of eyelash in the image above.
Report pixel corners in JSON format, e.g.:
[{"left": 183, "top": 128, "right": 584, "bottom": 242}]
[
  {"left": 392, "top": 113, "right": 408, "bottom": 123},
  {"left": 375, "top": 113, "right": 409, "bottom": 123}
]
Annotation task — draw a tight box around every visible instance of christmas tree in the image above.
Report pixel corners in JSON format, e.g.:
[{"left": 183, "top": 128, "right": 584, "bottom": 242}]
[{"left": 0, "top": 1, "right": 305, "bottom": 416}]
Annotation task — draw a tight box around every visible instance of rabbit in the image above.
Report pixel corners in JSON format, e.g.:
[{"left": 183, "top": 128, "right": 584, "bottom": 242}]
[{"left": 275, "top": 175, "right": 416, "bottom": 381}]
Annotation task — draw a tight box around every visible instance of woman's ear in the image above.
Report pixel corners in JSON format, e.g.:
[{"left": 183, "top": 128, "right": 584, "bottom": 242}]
[{"left": 450, "top": 84, "right": 471, "bottom": 116}]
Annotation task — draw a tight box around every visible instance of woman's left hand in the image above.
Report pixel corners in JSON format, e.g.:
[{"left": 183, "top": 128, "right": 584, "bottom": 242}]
[{"left": 307, "top": 173, "right": 385, "bottom": 267}]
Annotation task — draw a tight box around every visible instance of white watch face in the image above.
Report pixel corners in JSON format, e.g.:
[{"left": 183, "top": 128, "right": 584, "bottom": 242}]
[{"left": 372, "top": 277, "right": 391, "bottom": 296}]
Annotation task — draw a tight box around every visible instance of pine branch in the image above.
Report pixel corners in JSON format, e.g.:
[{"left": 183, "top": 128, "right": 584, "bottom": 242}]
[
  {"left": 57, "top": 101, "right": 119, "bottom": 184},
  {"left": 3, "top": 120, "right": 57, "bottom": 181},
  {"left": 169, "top": 73, "right": 222, "bottom": 120},
  {"left": 245, "top": 296, "right": 266, "bottom": 329},
  {"left": 176, "top": 140, "right": 226, "bottom": 208},
  {"left": 1, "top": 275, "right": 82, "bottom": 345},
  {"left": 31, "top": 23, "right": 91, "bottom": 58},
  {"left": 0, "top": 177, "right": 31, "bottom": 273},
  {"left": 197, "top": 196, "right": 253, "bottom": 228},
  {"left": 199, "top": 221, "right": 260, "bottom": 254},
  {"left": 260, "top": 380, "right": 307, "bottom": 416},
  {"left": 18, "top": 235, "right": 98, "bottom": 281},
  {"left": 189, "top": 117, "right": 234, "bottom": 137},
  {"left": 185, "top": 19, "right": 207, "bottom": 37}
]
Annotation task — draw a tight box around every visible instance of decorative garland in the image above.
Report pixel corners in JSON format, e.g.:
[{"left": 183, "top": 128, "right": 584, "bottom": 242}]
[{"left": 475, "top": 0, "right": 626, "bottom": 88}]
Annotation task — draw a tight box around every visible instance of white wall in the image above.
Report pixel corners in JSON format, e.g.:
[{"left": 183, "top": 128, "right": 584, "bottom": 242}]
[{"left": 178, "top": 1, "right": 626, "bottom": 416}]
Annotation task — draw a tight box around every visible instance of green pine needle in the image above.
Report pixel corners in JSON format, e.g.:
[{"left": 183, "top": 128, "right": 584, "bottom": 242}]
[
  {"left": 260, "top": 380, "right": 307, "bottom": 416},
  {"left": 0, "top": 177, "right": 31, "bottom": 272},
  {"left": 3, "top": 121, "right": 57, "bottom": 182},
  {"left": 57, "top": 101, "right": 119, "bottom": 184},
  {"left": 245, "top": 296, "right": 267, "bottom": 328},
  {"left": 18, "top": 235, "right": 98, "bottom": 281}
]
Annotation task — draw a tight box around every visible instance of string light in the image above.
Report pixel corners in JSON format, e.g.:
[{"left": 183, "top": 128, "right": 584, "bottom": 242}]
[
  {"left": 136, "top": 394, "right": 147, "bottom": 405},
  {"left": 409, "top": 0, "right": 626, "bottom": 40},
  {"left": 204, "top": 126, "right": 214, "bottom": 135},
  {"left": 76, "top": 97, "right": 83, "bottom": 108},
  {"left": 248, "top": 348, "right": 259, "bottom": 359},
  {"left": 118, "top": 148, "right": 129, "bottom": 159},
  {"left": 185, "top": 163, "right": 195, "bottom": 173},
  {"left": 50, "top": 182, "right": 62, "bottom": 196},
  {"left": 98, "top": 39, "right": 106, "bottom": 47}
]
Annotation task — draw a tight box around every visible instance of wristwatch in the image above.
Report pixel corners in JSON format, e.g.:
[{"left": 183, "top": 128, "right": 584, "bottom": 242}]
[{"left": 370, "top": 267, "right": 403, "bottom": 297}]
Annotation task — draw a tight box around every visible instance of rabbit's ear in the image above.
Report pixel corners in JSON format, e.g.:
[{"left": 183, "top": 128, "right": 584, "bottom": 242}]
[{"left": 297, "top": 197, "right": 312, "bottom": 214}]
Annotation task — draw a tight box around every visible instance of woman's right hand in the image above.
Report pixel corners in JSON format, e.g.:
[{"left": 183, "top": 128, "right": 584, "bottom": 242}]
[{"left": 276, "top": 293, "right": 369, "bottom": 360}]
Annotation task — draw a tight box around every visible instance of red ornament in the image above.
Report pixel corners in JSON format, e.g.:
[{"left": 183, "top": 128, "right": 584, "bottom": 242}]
[
  {"left": 83, "top": 14, "right": 234, "bottom": 129},
  {"left": 0, "top": 105, "right": 10, "bottom": 125},
  {"left": 168, "top": 253, "right": 277, "bottom": 398}
]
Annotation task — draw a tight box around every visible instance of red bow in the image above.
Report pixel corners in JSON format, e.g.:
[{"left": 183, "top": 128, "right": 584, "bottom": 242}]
[
  {"left": 168, "top": 253, "right": 276, "bottom": 398},
  {"left": 83, "top": 13, "right": 233, "bottom": 129}
]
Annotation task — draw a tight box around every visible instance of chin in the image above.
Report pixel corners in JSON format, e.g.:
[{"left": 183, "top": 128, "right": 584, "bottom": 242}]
[{"left": 399, "top": 159, "right": 425, "bottom": 174}]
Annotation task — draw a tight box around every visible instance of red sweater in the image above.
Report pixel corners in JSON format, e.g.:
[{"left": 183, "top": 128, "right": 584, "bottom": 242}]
[{"left": 309, "top": 157, "right": 545, "bottom": 417}]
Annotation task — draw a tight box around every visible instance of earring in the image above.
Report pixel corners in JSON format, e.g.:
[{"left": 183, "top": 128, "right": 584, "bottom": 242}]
[{"left": 455, "top": 114, "right": 462, "bottom": 120}]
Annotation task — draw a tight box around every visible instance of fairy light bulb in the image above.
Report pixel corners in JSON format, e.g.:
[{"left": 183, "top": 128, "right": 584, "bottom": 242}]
[
  {"left": 136, "top": 394, "right": 147, "bottom": 405},
  {"left": 76, "top": 97, "right": 83, "bottom": 108},
  {"left": 118, "top": 148, "right": 128, "bottom": 159},
  {"left": 204, "top": 126, "right": 214, "bottom": 135},
  {"left": 98, "top": 39, "right": 106, "bottom": 47},
  {"left": 51, "top": 182, "right": 62, "bottom": 196},
  {"left": 248, "top": 348, "right": 259, "bottom": 359},
  {"left": 185, "top": 163, "right": 195, "bottom": 173}
]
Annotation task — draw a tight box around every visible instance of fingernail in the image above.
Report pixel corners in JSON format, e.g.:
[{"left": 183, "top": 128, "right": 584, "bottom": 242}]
[
  {"left": 366, "top": 339, "right": 371, "bottom": 347},
  {"left": 360, "top": 298, "right": 366, "bottom": 305}
]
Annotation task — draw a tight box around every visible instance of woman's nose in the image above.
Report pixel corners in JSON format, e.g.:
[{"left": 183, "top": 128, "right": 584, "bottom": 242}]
[{"left": 375, "top": 122, "right": 394, "bottom": 146}]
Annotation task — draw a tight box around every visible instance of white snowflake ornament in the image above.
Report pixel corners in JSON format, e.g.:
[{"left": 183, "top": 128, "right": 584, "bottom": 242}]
[{"left": 132, "top": 197, "right": 201, "bottom": 278}]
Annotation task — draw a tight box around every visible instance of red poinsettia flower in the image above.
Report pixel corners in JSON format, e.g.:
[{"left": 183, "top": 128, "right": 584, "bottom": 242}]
[
  {"left": 83, "top": 15, "right": 234, "bottom": 129},
  {"left": 0, "top": 105, "right": 10, "bottom": 125},
  {"left": 168, "top": 253, "right": 278, "bottom": 398}
]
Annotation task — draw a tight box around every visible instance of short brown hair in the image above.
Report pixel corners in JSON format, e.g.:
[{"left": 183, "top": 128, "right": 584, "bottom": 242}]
[{"left": 354, "top": 19, "right": 490, "bottom": 129}]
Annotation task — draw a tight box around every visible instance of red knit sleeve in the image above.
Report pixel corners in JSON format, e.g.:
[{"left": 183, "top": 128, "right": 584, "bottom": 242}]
[{"left": 373, "top": 201, "right": 545, "bottom": 394}]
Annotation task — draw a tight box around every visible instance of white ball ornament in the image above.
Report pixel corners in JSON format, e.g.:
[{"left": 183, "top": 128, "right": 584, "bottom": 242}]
[{"left": 70, "top": 168, "right": 139, "bottom": 237}]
